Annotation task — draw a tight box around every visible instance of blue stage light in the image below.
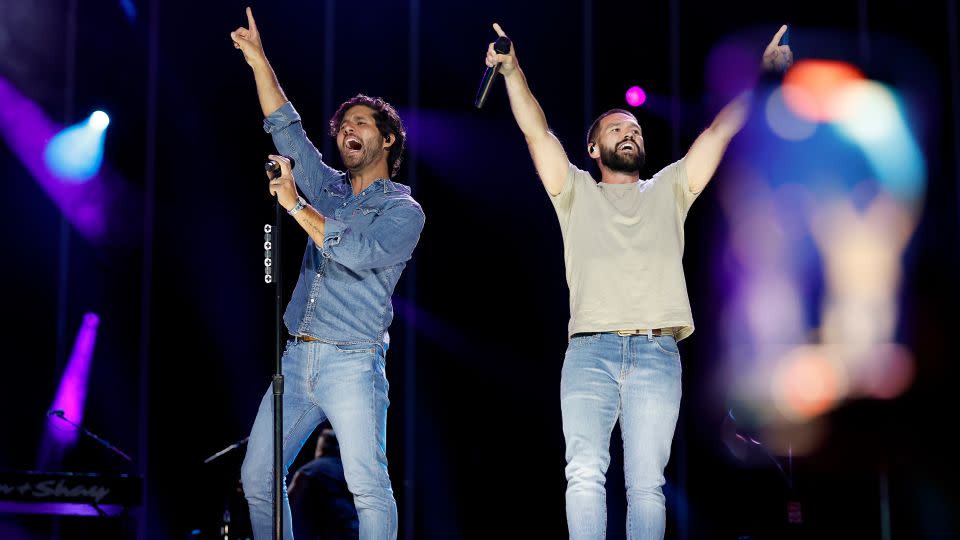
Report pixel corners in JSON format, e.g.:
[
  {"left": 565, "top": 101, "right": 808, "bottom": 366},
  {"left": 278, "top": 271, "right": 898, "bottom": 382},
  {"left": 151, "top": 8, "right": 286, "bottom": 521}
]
[{"left": 43, "top": 111, "right": 110, "bottom": 182}]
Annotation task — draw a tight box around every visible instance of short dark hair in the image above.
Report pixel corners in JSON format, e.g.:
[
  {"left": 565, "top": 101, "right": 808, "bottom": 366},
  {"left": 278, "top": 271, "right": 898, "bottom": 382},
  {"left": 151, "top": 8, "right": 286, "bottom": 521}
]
[
  {"left": 329, "top": 94, "right": 407, "bottom": 177},
  {"left": 315, "top": 428, "right": 340, "bottom": 458},
  {"left": 586, "top": 108, "right": 638, "bottom": 147}
]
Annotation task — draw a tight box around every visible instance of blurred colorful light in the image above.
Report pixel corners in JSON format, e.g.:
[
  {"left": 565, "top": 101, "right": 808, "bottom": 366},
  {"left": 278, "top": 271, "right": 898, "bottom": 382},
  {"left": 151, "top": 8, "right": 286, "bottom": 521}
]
[
  {"left": 782, "top": 60, "right": 865, "bottom": 122},
  {"left": 832, "top": 81, "right": 926, "bottom": 201},
  {"left": 858, "top": 344, "right": 915, "bottom": 400},
  {"left": 774, "top": 346, "right": 845, "bottom": 420},
  {"left": 625, "top": 86, "right": 647, "bottom": 107},
  {"left": 765, "top": 86, "right": 818, "bottom": 141}
]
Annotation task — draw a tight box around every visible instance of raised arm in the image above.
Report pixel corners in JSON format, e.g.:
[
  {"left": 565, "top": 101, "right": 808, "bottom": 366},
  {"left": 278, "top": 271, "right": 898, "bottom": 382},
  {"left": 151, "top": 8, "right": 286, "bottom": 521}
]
[
  {"left": 231, "top": 7, "right": 286, "bottom": 117},
  {"left": 231, "top": 7, "right": 337, "bottom": 197},
  {"left": 685, "top": 24, "right": 793, "bottom": 193},
  {"left": 488, "top": 23, "right": 570, "bottom": 196}
]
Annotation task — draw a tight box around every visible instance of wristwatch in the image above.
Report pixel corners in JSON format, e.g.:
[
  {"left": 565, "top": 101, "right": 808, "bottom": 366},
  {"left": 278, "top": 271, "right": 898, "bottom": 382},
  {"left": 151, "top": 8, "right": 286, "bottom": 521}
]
[{"left": 288, "top": 196, "right": 306, "bottom": 216}]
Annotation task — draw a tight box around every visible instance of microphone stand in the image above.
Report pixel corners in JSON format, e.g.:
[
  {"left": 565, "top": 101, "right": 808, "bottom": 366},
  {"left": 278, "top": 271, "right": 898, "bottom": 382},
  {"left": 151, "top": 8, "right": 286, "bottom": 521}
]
[
  {"left": 722, "top": 409, "right": 800, "bottom": 533},
  {"left": 49, "top": 411, "right": 133, "bottom": 463},
  {"left": 203, "top": 436, "right": 250, "bottom": 540},
  {"left": 272, "top": 194, "right": 284, "bottom": 540},
  {"left": 47, "top": 411, "right": 135, "bottom": 520},
  {"left": 264, "top": 160, "right": 285, "bottom": 540},
  {"left": 203, "top": 436, "right": 249, "bottom": 465}
]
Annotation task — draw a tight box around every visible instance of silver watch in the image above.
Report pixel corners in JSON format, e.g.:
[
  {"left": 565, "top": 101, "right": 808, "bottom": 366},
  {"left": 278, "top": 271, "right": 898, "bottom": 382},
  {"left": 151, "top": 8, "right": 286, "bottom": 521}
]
[{"left": 288, "top": 196, "right": 306, "bottom": 216}]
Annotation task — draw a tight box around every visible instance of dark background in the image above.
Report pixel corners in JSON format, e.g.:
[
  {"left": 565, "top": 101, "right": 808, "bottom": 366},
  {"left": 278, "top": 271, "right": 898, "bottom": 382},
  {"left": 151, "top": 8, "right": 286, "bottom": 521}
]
[{"left": 1, "top": 0, "right": 957, "bottom": 538}]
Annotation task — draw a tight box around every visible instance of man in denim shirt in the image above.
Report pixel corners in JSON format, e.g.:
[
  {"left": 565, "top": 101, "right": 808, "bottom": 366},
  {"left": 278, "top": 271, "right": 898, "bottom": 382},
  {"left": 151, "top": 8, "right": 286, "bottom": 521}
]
[{"left": 231, "top": 8, "right": 424, "bottom": 539}]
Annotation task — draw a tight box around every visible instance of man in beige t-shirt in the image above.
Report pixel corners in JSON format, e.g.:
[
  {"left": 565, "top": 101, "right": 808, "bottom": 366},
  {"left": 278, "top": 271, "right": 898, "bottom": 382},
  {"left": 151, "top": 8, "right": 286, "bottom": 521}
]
[
  {"left": 486, "top": 22, "right": 792, "bottom": 539},
  {"left": 552, "top": 157, "right": 698, "bottom": 342}
]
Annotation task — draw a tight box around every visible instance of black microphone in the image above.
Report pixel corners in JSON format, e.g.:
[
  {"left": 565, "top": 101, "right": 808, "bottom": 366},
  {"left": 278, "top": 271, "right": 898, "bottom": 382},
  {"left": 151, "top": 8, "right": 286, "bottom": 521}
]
[
  {"left": 475, "top": 35, "right": 512, "bottom": 109},
  {"left": 265, "top": 156, "right": 296, "bottom": 180},
  {"left": 47, "top": 409, "right": 64, "bottom": 417}
]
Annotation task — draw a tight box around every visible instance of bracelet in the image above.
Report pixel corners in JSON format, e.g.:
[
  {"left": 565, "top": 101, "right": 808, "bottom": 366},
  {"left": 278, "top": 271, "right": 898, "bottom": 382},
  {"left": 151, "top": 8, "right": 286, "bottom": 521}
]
[{"left": 288, "top": 196, "right": 306, "bottom": 216}]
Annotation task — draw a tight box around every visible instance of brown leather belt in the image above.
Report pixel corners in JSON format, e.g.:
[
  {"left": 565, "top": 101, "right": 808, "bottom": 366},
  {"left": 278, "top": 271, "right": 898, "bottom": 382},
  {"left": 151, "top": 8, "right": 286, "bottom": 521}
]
[{"left": 293, "top": 335, "right": 321, "bottom": 342}]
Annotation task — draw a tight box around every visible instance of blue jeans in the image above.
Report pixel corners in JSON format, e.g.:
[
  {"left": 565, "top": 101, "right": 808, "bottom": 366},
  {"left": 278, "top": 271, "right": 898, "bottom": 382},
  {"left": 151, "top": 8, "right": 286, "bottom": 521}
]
[
  {"left": 241, "top": 339, "right": 397, "bottom": 540},
  {"left": 561, "top": 332, "right": 683, "bottom": 540}
]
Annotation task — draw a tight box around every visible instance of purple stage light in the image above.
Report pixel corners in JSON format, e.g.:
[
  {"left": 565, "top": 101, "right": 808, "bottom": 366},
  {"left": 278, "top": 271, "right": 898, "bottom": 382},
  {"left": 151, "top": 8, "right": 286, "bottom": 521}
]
[
  {"left": 47, "top": 313, "right": 100, "bottom": 445},
  {"left": 625, "top": 86, "right": 647, "bottom": 107},
  {"left": 0, "top": 501, "right": 127, "bottom": 517}
]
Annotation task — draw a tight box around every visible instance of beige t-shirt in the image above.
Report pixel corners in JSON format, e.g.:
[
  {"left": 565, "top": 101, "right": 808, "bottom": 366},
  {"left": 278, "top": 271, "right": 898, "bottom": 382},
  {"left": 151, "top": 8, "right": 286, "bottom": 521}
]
[{"left": 549, "top": 158, "right": 699, "bottom": 340}]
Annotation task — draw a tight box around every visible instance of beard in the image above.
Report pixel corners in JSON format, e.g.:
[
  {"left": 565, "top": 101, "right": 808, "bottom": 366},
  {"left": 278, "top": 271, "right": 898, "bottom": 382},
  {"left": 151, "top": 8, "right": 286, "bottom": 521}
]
[
  {"left": 599, "top": 143, "right": 645, "bottom": 174},
  {"left": 340, "top": 137, "right": 386, "bottom": 172}
]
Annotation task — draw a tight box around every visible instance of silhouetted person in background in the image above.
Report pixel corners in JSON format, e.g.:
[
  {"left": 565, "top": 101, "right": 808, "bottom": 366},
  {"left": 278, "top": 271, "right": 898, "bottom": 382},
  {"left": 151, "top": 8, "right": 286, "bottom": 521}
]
[{"left": 288, "top": 428, "right": 360, "bottom": 540}]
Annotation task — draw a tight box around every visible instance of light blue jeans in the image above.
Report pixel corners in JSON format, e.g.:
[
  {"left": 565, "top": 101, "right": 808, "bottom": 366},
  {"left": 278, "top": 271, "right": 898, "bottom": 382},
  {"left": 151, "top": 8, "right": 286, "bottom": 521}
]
[
  {"left": 561, "top": 332, "right": 683, "bottom": 540},
  {"left": 241, "top": 339, "right": 396, "bottom": 540}
]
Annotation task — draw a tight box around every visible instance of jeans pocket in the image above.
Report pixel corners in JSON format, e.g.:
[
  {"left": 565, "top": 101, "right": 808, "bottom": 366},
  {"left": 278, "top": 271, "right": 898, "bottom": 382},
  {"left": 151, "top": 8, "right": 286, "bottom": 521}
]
[
  {"left": 568, "top": 333, "right": 602, "bottom": 350},
  {"left": 327, "top": 343, "right": 379, "bottom": 375}
]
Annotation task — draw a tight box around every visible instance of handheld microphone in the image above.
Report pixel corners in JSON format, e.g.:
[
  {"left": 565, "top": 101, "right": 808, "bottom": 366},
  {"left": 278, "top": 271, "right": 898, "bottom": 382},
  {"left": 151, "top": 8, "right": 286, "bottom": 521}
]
[
  {"left": 474, "top": 35, "right": 512, "bottom": 109},
  {"left": 265, "top": 156, "right": 296, "bottom": 180}
]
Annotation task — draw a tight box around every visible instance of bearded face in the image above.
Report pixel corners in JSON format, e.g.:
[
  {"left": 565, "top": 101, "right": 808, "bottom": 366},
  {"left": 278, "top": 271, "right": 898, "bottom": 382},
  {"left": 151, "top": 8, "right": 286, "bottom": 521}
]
[
  {"left": 599, "top": 137, "right": 645, "bottom": 174},
  {"left": 336, "top": 105, "right": 390, "bottom": 173},
  {"left": 340, "top": 130, "right": 387, "bottom": 172},
  {"left": 592, "top": 112, "right": 646, "bottom": 174}
]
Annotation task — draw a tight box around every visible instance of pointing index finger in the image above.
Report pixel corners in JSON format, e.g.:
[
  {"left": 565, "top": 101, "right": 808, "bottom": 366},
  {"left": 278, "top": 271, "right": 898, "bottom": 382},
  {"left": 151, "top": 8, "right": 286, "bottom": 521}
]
[
  {"left": 769, "top": 24, "right": 788, "bottom": 47},
  {"left": 246, "top": 6, "right": 257, "bottom": 32},
  {"left": 492, "top": 22, "right": 506, "bottom": 37}
]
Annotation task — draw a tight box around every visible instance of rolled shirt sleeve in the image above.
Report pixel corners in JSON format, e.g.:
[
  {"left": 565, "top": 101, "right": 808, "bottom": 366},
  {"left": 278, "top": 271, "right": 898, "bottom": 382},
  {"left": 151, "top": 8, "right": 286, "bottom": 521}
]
[
  {"left": 317, "top": 202, "right": 425, "bottom": 272},
  {"left": 263, "top": 101, "right": 341, "bottom": 201}
]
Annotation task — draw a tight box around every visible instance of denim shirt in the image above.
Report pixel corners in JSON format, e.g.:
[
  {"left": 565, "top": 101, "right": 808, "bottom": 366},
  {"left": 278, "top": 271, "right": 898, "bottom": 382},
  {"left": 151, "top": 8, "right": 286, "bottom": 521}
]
[{"left": 264, "top": 102, "right": 424, "bottom": 346}]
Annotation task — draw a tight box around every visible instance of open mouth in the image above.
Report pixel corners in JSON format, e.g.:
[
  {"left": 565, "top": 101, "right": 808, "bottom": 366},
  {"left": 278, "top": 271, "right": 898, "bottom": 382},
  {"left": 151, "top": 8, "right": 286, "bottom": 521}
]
[
  {"left": 345, "top": 137, "right": 363, "bottom": 152},
  {"left": 617, "top": 140, "right": 636, "bottom": 152}
]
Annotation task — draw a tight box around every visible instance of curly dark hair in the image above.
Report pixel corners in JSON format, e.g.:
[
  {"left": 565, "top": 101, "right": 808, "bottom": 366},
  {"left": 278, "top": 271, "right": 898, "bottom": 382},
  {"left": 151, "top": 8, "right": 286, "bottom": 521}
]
[
  {"left": 586, "top": 108, "right": 638, "bottom": 147},
  {"left": 328, "top": 94, "right": 406, "bottom": 177}
]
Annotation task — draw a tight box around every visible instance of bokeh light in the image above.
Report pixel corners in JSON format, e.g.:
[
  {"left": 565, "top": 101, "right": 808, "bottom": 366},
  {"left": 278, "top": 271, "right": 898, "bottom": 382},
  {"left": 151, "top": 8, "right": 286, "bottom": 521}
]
[
  {"left": 625, "top": 85, "right": 647, "bottom": 107},
  {"left": 782, "top": 60, "right": 865, "bottom": 122},
  {"left": 765, "top": 86, "right": 817, "bottom": 141},
  {"left": 774, "top": 346, "right": 845, "bottom": 421},
  {"left": 832, "top": 81, "right": 926, "bottom": 201}
]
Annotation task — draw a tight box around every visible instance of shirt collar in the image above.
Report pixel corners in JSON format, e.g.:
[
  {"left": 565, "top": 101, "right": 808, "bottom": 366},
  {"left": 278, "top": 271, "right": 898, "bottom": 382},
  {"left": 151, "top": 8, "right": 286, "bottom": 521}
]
[{"left": 324, "top": 174, "right": 411, "bottom": 197}]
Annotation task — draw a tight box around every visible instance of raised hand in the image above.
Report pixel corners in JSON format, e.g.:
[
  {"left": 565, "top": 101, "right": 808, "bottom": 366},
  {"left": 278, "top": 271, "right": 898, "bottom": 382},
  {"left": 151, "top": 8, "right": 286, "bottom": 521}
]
[
  {"left": 763, "top": 24, "right": 793, "bottom": 72},
  {"left": 231, "top": 7, "right": 266, "bottom": 67},
  {"left": 486, "top": 23, "right": 517, "bottom": 77}
]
